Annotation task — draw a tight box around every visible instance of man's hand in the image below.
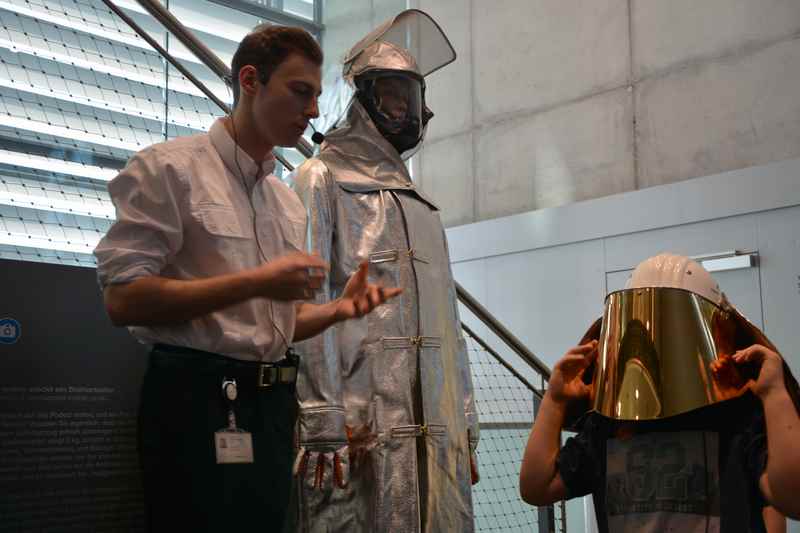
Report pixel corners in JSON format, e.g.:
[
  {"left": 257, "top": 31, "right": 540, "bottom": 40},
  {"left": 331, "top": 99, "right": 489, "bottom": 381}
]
[
  {"left": 254, "top": 252, "right": 329, "bottom": 301},
  {"left": 732, "top": 344, "right": 785, "bottom": 400},
  {"left": 334, "top": 261, "right": 402, "bottom": 320},
  {"left": 546, "top": 341, "right": 598, "bottom": 406}
]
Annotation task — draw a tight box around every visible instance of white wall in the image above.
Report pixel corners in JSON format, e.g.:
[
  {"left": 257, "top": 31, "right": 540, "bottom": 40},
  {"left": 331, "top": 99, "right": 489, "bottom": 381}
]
[
  {"left": 447, "top": 158, "right": 800, "bottom": 532},
  {"left": 320, "top": 0, "right": 406, "bottom": 89},
  {"left": 409, "top": 0, "right": 800, "bottom": 227}
]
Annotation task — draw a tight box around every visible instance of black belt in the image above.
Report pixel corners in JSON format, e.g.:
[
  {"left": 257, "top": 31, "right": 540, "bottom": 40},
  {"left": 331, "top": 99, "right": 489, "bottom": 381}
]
[{"left": 150, "top": 344, "right": 298, "bottom": 388}]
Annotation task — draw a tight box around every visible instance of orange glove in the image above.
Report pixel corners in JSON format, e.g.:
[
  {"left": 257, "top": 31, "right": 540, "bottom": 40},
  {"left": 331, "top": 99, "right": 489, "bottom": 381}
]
[
  {"left": 468, "top": 428, "right": 480, "bottom": 485},
  {"left": 294, "top": 424, "right": 377, "bottom": 490}
]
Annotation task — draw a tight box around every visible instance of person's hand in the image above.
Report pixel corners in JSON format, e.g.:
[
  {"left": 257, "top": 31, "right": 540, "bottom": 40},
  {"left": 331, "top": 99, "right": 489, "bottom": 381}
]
[
  {"left": 546, "top": 341, "right": 598, "bottom": 406},
  {"left": 732, "top": 344, "right": 786, "bottom": 400},
  {"left": 254, "top": 252, "right": 328, "bottom": 301},
  {"left": 710, "top": 355, "right": 750, "bottom": 400},
  {"left": 334, "top": 261, "right": 402, "bottom": 320}
]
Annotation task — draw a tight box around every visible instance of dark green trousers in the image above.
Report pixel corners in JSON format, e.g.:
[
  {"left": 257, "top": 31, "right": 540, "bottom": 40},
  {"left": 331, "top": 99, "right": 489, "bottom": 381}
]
[{"left": 138, "top": 345, "right": 297, "bottom": 532}]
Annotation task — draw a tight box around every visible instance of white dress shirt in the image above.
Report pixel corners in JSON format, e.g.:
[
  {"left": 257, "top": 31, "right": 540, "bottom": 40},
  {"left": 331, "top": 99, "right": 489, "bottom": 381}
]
[{"left": 94, "top": 119, "right": 307, "bottom": 362}]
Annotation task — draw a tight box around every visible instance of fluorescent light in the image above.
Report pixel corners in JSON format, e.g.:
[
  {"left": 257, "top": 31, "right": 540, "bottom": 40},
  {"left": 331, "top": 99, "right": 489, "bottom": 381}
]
[
  {"left": 0, "top": 150, "right": 118, "bottom": 181},
  {"left": 0, "top": 0, "right": 205, "bottom": 66},
  {"left": 0, "top": 230, "right": 101, "bottom": 254},
  {"left": 0, "top": 1, "right": 149, "bottom": 52},
  {"left": 113, "top": 0, "right": 248, "bottom": 44},
  {"left": 0, "top": 76, "right": 210, "bottom": 131},
  {"left": 1, "top": 114, "right": 146, "bottom": 152},
  {"left": 0, "top": 245, "right": 95, "bottom": 266},
  {"left": 701, "top": 254, "right": 756, "bottom": 273},
  {"left": 0, "top": 191, "right": 115, "bottom": 219},
  {"left": 0, "top": 36, "right": 211, "bottom": 98},
  {"left": 691, "top": 250, "right": 758, "bottom": 273}
]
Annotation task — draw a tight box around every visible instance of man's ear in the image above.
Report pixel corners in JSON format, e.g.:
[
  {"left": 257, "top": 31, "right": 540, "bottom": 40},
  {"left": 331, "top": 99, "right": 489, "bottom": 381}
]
[{"left": 238, "top": 65, "right": 260, "bottom": 99}]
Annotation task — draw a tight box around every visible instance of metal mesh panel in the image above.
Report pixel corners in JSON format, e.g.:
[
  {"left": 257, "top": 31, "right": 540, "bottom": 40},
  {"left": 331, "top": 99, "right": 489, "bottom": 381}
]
[
  {"left": 465, "top": 326, "right": 567, "bottom": 533},
  {"left": 0, "top": 0, "right": 272, "bottom": 267}
]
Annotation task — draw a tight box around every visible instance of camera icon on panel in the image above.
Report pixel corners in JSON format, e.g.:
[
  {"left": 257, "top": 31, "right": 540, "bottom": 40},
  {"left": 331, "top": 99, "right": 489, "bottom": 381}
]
[{"left": 0, "top": 318, "right": 21, "bottom": 344}]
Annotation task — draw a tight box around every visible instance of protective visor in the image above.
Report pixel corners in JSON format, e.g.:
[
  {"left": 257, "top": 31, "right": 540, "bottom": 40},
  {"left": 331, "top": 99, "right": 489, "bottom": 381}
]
[
  {"left": 344, "top": 9, "right": 456, "bottom": 79},
  {"left": 578, "top": 287, "right": 800, "bottom": 421},
  {"left": 357, "top": 70, "right": 424, "bottom": 133}
]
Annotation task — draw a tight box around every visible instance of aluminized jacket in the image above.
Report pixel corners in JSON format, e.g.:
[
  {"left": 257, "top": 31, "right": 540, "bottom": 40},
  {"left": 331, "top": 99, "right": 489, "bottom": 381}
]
[{"left": 289, "top": 100, "right": 478, "bottom": 533}]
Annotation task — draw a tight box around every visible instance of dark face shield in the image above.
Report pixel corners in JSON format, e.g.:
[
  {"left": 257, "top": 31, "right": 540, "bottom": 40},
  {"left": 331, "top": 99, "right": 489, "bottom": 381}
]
[
  {"left": 356, "top": 71, "right": 428, "bottom": 153},
  {"left": 577, "top": 287, "right": 800, "bottom": 421}
]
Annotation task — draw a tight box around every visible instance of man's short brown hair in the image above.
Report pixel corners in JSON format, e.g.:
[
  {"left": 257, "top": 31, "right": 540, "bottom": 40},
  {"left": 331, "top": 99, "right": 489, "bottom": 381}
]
[{"left": 231, "top": 24, "right": 323, "bottom": 106}]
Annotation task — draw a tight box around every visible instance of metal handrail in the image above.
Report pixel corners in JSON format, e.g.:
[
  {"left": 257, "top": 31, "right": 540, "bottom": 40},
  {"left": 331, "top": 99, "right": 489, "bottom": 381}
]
[
  {"left": 134, "top": 0, "right": 230, "bottom": 84},
  {"left": 133, "top": 0, "right": 316, "bottom": 160},
  {"left": 456, "top": 282, "right": 551, "bottom": 381},
  {"left": 461, "top": 322, "right": 541, "bottom": 397},
  {"left": 101, "top": 0, "right": 309, "bottom": 169},
  {"left": 101, "top": 0, "right": 229, "bottom": 111}
]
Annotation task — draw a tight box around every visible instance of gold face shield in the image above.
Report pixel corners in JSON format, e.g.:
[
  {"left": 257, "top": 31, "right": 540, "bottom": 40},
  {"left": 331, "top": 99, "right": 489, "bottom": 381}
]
[{"left": 579, "top": 287, "right": 799, "bottom": 421}]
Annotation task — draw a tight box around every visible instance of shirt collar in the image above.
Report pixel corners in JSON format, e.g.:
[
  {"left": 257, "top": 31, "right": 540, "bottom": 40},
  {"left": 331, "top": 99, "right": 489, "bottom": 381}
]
[{"left": 209, "top": 118, "right": 277, "bottom": 185}]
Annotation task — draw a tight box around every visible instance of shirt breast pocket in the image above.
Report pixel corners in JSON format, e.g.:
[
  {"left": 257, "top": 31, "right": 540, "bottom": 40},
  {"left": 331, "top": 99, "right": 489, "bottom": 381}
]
[{"left": 193, "top": 202, "right": 250, "bottom": 240}]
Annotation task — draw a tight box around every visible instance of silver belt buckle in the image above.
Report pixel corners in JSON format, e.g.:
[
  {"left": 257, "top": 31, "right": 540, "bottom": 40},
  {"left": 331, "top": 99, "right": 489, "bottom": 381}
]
[{"left": 257, "top": 364, "right": 275, "bottom": 388}]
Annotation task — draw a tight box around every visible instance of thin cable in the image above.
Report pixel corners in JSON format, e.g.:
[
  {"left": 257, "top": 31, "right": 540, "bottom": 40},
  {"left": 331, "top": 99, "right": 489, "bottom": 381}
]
[
  {"left": 230, "top": 114, "right": 290, "bottom": 354},
  {"left": 702, "top": 431, "right": 710, "bottom": 533}
]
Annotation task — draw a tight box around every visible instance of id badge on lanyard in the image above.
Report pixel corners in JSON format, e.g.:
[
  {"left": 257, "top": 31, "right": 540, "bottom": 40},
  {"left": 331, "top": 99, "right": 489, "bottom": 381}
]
[{"left": 214, "top": 378, "right": 254, "bottom": 464}]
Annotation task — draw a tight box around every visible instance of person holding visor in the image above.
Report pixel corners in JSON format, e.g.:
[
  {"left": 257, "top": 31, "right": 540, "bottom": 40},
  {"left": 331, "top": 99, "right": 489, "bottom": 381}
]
[
  {"left": 93, "top": 24, "right": 400, "bottom": 532},
  {"left": 519, "top": 253, "right": 800, "bottom": 532}
]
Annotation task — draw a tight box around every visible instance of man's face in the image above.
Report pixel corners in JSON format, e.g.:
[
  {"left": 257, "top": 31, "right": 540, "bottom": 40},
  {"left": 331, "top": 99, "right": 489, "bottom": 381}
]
[
  {"left": 373, "top": 76, "right": 410, "bottom": 127},
  {"left": 252, "top": 52, "right": 322, "bottom": 147}
]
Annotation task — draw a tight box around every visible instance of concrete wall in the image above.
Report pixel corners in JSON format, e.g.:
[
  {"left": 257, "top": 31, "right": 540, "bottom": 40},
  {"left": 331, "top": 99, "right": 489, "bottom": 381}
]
[
  {"left": 319, "top": 0, "right": 406, "bottom": 97},
  {"left": 410, "top": 0, "right": 800, "bottom": 227}
]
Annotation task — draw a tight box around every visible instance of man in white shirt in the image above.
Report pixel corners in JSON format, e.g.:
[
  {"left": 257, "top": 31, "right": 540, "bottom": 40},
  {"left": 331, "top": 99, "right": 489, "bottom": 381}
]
[{"left": 93, "top": 25, "right": 400, "bottom": 532}]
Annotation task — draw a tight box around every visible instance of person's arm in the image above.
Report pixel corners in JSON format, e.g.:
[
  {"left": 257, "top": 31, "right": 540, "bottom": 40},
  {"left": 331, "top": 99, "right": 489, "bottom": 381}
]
[
  {"left": 293, "top": 261, "right": 401, "bottom": 342},
  {"left": 735, "top": 345, "right": 800, "bottom": 519},
  {"left": 763, "top": 506, "right": 786, "bottom": 533},
  {"left": 95, "top": 145, "right": 336, "bottom": 327},
  {"left": 104, "top": 252, "right": 329, "bottom": 326},
  {"left": 520, "top": 341, "right": 597, "bottom": 505},
  {"left": 288, "top": 159, "right": 351, "bottom": 490}
]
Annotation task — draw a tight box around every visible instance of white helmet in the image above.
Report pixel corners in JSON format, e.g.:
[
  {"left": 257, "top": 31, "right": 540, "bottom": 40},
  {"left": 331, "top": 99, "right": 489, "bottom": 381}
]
[
  {"left": 570, "top": 252, "right": 800, "bottom": 424},
  {"left": 625, "top": 252, "right": 723, "bottom": 305}
]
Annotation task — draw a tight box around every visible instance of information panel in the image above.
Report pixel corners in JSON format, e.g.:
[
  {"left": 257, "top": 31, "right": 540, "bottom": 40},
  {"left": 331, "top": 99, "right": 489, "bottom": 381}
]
[{"left": 0, "top": 259, "right": 148, "bottom": 532}]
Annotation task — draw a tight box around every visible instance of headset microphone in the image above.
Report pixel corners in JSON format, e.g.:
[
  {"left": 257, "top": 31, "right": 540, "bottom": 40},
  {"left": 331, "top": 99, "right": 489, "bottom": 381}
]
[{"left": 309, "top": 123, "right": 325, "bottom": 144}]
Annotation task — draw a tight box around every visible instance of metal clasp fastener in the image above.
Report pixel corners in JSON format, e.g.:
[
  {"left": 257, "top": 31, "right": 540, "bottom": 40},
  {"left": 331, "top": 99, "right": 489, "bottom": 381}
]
[
  {"left": 407, "top": 249, "right": 429, "bottom": 264},
  {"left": 257, "top": 365, "right": 274, "bottom": 388},
  {"left": 222, "top": 378, "right": 238, "bottom": 401},
  {"left": 369, "top": 250, "right": 400, "bottom": 264}
]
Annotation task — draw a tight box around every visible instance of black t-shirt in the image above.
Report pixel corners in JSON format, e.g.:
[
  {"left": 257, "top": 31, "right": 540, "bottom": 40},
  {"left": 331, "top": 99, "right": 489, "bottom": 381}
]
[{"left": 556, "top": 393, "right": 768, "bottom": 533}]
